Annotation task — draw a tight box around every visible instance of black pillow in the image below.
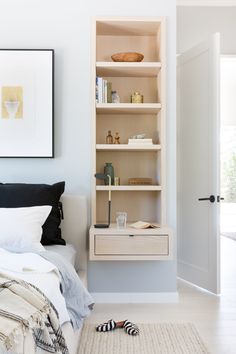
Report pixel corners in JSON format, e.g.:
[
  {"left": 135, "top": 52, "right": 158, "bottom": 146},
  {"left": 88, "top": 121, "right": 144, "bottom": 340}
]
[{"left": 0, "top": 181, "right": 66, "bottom": 245}]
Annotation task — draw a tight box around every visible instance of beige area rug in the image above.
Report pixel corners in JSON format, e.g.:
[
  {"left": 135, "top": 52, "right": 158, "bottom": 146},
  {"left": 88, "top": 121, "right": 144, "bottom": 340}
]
[{"left": 78, "top": 323, "right": 209, "bottom": 354}]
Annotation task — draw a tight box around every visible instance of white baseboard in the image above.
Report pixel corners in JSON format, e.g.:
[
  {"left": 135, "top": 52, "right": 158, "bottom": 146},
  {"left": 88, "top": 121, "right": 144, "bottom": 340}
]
[{"left": 91, "top": 292, "right": 179, "bottom": 303}]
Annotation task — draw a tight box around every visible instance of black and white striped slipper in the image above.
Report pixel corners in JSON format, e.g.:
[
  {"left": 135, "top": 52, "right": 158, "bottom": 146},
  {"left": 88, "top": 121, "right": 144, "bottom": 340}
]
[
  {"left": 96, "top": 319, "right": 117, "bottom": 332},
  {"left": 123, "top": 320, "right": 139, "bottom": 336}
]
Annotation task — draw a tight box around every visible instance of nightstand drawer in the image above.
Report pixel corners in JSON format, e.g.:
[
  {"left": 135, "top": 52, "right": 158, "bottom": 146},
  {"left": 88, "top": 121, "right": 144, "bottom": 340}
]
[{"left": 95, "top": 234, "right": 169, "bottom": 256}]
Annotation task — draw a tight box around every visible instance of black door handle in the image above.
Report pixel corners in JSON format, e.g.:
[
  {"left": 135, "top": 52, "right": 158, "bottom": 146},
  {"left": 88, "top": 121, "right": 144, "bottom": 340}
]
[
  {"left": 198, "top": 195, "right": 215, "bottom": 203},
  {"left": 217, "top": 196, "right": 224, "bottom": 202}
]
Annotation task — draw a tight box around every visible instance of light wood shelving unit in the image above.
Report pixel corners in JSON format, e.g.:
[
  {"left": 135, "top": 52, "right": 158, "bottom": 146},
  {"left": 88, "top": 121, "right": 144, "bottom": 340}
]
[
  {"left": 96, "top": 144, "right": 161, "bottom": 151},
  {"left": 90, "top": 17, "right": 172, "bottom": 261},
  {"left": 96, "top": 62, "right": 161, "bottom": 77},
  {"left": 96, "top": 103, "right": 161, "bottom": 114},
  {"left": 96, "top": 185, "right": 162, "bottom": 191}
]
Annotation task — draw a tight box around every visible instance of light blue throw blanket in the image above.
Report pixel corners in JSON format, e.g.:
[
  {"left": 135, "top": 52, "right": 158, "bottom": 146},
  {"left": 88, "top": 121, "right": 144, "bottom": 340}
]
[{"left": 39, "top": 250, "right": 94, "bottom": 330}]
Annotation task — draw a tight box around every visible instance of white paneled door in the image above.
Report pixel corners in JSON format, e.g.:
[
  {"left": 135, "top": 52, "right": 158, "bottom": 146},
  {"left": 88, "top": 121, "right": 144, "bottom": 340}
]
[{"left": 177, "top": 34, "right": 221, "bottom": 294}]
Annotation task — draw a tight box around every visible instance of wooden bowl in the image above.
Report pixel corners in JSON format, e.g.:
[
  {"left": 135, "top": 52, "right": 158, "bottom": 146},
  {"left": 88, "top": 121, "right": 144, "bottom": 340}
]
[{"left": 111, "top": 52, "right": 144, "bottom": 62}]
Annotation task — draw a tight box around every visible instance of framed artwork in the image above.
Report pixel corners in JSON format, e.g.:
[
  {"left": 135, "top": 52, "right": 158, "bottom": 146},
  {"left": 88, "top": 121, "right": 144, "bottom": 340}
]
[{"left": 0, "top": 49, "right": 54, "bottom": 157}]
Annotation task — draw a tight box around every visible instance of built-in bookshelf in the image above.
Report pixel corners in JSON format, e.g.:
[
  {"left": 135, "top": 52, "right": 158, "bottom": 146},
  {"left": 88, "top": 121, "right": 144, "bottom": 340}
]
[{"left": 90, "top": 17, "right": 172, "bottom": 261}]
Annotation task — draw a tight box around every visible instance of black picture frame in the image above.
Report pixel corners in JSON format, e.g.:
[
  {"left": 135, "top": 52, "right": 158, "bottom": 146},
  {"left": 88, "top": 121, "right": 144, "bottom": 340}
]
[{"left": 0, "top": 49, "right": 54, "bottom": 158}]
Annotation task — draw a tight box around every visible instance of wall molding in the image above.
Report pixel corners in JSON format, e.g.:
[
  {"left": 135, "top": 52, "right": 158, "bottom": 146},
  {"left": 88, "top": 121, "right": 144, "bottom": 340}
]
[
  {"left": 91, "top": 292, "right": 179, "bottom": 303},
  {"left": 177, "top": 0, "right": 236, "bottom": 6}
]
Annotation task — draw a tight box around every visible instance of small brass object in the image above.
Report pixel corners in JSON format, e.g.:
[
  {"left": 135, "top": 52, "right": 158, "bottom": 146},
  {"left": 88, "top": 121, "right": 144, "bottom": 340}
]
[
  {"left": 106, "top": 130, "right": 113, "bottom": 144},
  {"left": 114, "top": 132, "right": 120, "bottom": 144},
  {"left": 131, "top": 91, "right": 143, "bottom": 103}
]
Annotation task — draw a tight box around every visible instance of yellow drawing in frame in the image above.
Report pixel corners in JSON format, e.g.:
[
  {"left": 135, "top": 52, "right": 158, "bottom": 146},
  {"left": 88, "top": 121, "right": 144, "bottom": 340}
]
[{"left": 2, "top": 86, "right": 23, "bottom": 119}]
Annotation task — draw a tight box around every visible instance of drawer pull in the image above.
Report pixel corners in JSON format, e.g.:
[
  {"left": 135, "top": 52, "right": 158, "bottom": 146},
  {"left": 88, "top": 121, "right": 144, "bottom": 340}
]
[{"left": 129, "top": 234, "right": 134, "bottom": 237}]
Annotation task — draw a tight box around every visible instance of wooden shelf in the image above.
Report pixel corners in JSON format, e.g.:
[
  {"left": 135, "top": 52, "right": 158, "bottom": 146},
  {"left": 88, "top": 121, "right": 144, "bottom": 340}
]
[
  {"left": 96, "top": 185, "right": 162, "bottom": 191},
  {"left": 96, "top": 62, "right": 161, "bottom": 77},
  {"left": 96, "top": 18, "right": 162, "bottom": 36},
  {"left": 96, "top": 144, "right": 161, "bottom": 151},
  {"left": 92, "top": 17, "right": 168, "bottom": 245},
  {"left": 96, "top": 103, "right": 161, "bottom": 114}
]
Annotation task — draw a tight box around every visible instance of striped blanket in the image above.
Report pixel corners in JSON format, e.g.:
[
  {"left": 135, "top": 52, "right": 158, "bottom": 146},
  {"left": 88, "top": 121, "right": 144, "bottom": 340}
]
[{"left": 0, "top": 274, "right": 68, "bottom": 354}]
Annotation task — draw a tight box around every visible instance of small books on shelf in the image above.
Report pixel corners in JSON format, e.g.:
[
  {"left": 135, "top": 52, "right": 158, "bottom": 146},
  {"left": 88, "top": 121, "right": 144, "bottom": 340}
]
[
  {"left": 130, "top": 221, "right": 161, "bottom": 229},
  {"left": 96, "top": 77, "right": 112, "bottom": 103},
  {"left": 128, "top": 139, "right": 153, "bottom": 145}
]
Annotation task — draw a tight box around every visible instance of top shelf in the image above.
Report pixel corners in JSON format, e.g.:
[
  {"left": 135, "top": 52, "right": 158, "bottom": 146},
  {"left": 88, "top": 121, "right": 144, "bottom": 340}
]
[
  {"left": 96, "top": 18, "right": 162, "bottom": 36},
  {"left": 96, "top": 62, "right": 161, "bottom": 77}
]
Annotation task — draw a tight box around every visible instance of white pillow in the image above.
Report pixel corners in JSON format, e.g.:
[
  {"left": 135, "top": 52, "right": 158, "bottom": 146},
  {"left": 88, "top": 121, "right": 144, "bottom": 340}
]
[{"left": 0, "top": 205, "right": 52, "bottom": 252}]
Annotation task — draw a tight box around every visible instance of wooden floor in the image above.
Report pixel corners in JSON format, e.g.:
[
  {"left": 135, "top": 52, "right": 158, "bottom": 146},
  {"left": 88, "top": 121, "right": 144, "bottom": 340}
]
[{"left": 86, "top": 236, "right": 236, "bottom": 354}]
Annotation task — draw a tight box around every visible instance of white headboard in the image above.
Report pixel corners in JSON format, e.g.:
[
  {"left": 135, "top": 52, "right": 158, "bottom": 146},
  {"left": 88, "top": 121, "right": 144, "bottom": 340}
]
[{"left": 61, "top": 195, "right": 88, "bottom": 271}]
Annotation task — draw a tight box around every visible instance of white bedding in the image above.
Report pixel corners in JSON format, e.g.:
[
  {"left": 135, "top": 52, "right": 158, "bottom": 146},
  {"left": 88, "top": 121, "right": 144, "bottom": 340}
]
[
  {"left": 0, "top": 248, "right": 71, "bottom": 326},
  {"left": 44, "top": 243, "right": 77, "bottom": 267},
  {"left": 0, "top": 195, "right": 88, "bottom": 354}
]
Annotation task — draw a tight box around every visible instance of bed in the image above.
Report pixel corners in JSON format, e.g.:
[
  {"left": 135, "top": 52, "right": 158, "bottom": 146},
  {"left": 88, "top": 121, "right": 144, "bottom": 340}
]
[{"left": 0, "top": 193, "right": 91, "bottom": 354}]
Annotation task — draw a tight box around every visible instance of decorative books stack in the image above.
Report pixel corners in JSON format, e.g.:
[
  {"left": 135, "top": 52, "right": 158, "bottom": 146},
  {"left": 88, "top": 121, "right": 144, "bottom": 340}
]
[
  {"left": 96, "top": 77, "right": 112, "bottom": 103},
  {"left": 128, "top": 138, "right": 153, "bottom": 145}
]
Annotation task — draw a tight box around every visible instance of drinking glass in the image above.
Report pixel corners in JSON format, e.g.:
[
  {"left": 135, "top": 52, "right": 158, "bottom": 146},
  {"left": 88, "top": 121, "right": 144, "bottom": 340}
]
[{"left": 116, "top": 212, "right": 127, "bottom": 229}]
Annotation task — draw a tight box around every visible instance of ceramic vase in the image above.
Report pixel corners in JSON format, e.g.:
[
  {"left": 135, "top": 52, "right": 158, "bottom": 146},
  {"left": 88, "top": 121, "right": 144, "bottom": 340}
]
[{"left": 104, "top": 162, "right": 114, "bottom": 185}]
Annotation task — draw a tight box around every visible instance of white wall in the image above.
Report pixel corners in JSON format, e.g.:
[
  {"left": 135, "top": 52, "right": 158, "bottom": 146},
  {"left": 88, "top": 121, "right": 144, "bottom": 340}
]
[
  {"left": 177, "top": 6, "right": 236, "bottom": 54},
  {"left": 0, "top": 0, "right": 176, "bottom": 293}
]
